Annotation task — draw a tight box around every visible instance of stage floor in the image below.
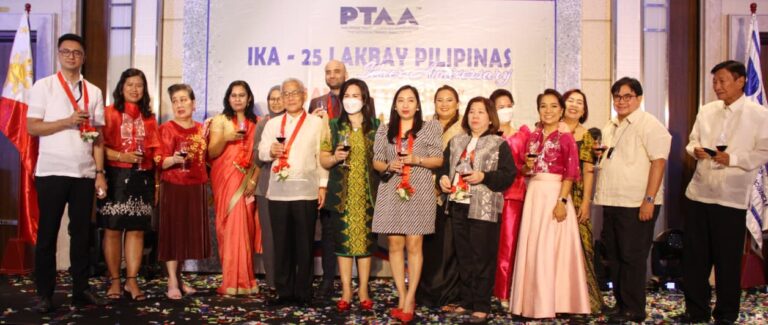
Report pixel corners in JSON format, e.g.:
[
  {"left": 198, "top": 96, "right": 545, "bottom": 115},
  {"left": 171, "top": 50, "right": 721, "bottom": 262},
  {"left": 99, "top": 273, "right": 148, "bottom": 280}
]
[{"left": 1, "top": 272, "right": 766, "bottom": 324}]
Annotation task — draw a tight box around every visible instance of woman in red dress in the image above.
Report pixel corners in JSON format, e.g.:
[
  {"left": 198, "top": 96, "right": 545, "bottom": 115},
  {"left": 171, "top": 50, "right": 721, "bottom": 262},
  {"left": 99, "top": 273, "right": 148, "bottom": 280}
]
[
  {"left": 207, "top": 80, "right": 261, "bottom": 295},
  {"left": 98, "top": 68, "right": 160, "bottom": 301},
  {"left": 157, "top": 84, "right": 211, "bottom": 299}
]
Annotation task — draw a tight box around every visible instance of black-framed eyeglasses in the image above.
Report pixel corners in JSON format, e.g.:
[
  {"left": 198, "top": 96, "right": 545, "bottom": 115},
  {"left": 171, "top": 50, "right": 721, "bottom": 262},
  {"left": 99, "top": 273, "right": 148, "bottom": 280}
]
[
  {"left": 58, "top": 49, "right": 84, "bottom": 58},
  {"left": 281, "top": 90, "right": 302, "bottom": 98},
  {"left": 612, "top": 94, "right": 636, "bottom": 103}
]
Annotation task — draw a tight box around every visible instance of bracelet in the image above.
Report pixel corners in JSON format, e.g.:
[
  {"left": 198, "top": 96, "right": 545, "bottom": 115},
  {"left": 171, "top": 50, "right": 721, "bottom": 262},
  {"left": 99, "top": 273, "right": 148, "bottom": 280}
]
[
  {"left": 116, "top": 152, "right": 122, "bottom": 162},
  {"left": 248, "top": 179, "right": 256, "bottom": 185}
]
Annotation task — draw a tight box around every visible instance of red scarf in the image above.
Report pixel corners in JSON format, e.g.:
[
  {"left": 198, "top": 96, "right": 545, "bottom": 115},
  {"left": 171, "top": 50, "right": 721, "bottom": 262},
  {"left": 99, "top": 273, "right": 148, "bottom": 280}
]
[{"left": 272, "top": 112, "right": 307, "bottom": 176}]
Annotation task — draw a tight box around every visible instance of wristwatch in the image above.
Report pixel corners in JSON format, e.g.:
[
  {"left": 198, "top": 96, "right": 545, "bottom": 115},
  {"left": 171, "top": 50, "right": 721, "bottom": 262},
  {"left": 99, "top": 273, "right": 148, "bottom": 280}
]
[
  {"left": 644, "top": 195, "right": 655, "bottom": 204},
  {"left": 95, "top": 169, "right": 105, "bottom": 175}
]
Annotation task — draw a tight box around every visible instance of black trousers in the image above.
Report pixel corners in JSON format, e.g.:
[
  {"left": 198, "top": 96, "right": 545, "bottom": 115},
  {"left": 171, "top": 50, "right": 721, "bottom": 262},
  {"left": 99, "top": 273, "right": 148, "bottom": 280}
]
[
  {"left": 268, "top": 200, "right": 318, "bottom": 300},
  {"left": 319, "top": 209, "right": 337, "bottom": 283},
  {"left": 417, "top": 203, "right": 460, "bottom": 307},
  {"left": 34, "top": 176, "right": 95, "bottom": 298},
  {"left": 601, "top": 205, "right": 659, "bottom": 317},
  {"left": 256, "top": 195, "right": 275, "bottom": 287},
  {"left": 450, "top": 203, "right": 500, "bottom": 314},
  {"left": 682, "top": 200, "right": 746, "bottom": 322}
]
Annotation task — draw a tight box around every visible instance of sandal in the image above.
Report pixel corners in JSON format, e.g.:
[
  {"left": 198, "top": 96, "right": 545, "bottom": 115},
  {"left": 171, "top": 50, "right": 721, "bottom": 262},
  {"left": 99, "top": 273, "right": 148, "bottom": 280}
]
[
  {"left": 105, "top": 277, "right": 122, "bottom": 300},
  {"left": 124, "top": 276, "right": 147, "bottom": 301},
  {"left": 166, "top": 286, "right": 182, "bottom": 300},
  {"left": 181, "top": 283, "right": 197, "bottom": 296},
  {"left": 441, "top": 304, "right": 460, "bottom": 313}
]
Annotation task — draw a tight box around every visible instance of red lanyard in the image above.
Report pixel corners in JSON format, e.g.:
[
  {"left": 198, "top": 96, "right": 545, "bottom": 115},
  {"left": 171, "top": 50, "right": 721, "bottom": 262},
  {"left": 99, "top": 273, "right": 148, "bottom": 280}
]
[
  {"left": 56, "top": 71, "right": 90, "bottom": 126},
  {"left": 280, "top": 112, "right": 307, "bottom": 158},
  {"left": 327, "top": 95, "right": 334, "bottom": 119}
]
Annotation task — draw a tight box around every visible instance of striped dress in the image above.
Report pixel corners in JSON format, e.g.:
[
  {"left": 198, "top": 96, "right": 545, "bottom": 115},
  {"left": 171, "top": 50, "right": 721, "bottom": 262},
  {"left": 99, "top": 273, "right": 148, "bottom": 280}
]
[{"left": 372, "top": 120, "right": 443, "bottom": 235}]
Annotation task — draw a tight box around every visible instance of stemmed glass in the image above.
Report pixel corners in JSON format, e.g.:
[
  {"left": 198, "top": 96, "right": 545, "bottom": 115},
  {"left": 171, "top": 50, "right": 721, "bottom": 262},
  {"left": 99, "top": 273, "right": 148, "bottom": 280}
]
[
  {"left": 339, "top": 134, "right": 351, "bottom": 168},
  {"left": 593, "top": 137, "right": 607, "bottom": 170},
  {"left": 178, "top": 141, "right": 189, "bottom": 172},
  {"left": 526, "top": 142, "right": 540, "bottom": 175},
  {"left": 135, "top": 139, "right": 145, "bottom": 171},
  {"left": 713, "top": 133, "right": 727, "bottom": 169}
]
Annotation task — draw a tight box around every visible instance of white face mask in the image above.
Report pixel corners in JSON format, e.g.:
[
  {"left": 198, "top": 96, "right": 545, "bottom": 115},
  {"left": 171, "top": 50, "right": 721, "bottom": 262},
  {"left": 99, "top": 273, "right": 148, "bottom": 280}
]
[
  {"left": 497, "top": 107, "right": 514, "bottom": 123},
  {"left": 343, "top": 98, "right": 363, "bottom": 114}
]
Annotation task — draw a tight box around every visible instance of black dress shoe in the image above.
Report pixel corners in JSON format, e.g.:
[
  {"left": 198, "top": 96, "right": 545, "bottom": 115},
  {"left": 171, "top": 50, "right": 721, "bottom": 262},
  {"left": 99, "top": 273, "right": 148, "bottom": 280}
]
[
  {"left": 265, "top": 296, "right": 293, "bottom": 307},
  {"left": 318, "top": 280, "right": 334, "bottom": 297},
  {"left": 607, "top": 311, "right": 645, "bottom": 323},
  {"left": 671, "top": 313, "right": 710, "bottom": 324},
  {"left": 33, "top": 297, "right": 54, "bottom": 314},
  {"left": 602, "top": 305, "right": 620, "bottom": 316},
  {"left": 713, "top": 319, "right": 735, "bottom": 325},
  {"left": 72, "top": 290, "right": 108, "bottom": 307}
]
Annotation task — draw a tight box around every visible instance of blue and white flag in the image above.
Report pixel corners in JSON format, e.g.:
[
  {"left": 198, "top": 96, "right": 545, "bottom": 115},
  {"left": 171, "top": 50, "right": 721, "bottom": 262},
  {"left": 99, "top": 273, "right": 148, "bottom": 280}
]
[{"left": 744, "top": 11, "right": 768, "bottom": 251}]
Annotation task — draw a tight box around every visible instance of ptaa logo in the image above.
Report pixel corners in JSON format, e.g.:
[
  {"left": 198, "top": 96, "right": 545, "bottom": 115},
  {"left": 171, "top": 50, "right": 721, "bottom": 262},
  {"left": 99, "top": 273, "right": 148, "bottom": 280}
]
[{"left": 340, "top": 7, "right": 418, "bottom": 25}]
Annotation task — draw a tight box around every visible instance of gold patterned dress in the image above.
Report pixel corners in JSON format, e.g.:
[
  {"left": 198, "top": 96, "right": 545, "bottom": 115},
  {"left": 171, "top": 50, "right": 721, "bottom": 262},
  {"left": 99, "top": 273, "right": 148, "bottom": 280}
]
[{"left": 571, "top": 130, "right": 604, "bottom": 313}]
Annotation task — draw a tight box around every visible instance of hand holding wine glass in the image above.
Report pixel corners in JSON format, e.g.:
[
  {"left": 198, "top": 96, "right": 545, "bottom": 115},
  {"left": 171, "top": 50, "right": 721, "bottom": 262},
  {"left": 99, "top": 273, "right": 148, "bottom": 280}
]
[
  {"left": 134, "top": 139, "right": 145, "bottom": 171},
  {"left": 178, "top": 141, "right": 190, "bottom": 172},
  {"left": 592, "top": 137, "right": 607, "bottom": 170},
  {"left": 271, "top": 132, "right": 286, "bottom": 158},
  {"left": 337, "top": 134, "right": 351, "bottom": 168},
  {"left": 712, "top": 133, "right": 728, "bottom": 169}
]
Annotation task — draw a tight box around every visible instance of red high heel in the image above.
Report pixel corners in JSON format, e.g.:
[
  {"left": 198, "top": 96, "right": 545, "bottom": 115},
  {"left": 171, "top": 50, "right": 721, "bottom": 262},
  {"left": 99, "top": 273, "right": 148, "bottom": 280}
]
[
  {"left": 360, "top": 299, "right": 374, "bottom": 311},
  {"left": 390, "top": 307, "right": 402, "bottom": 318},
  {"left": 397, "top": 310, "right": 414, "bottom": 323},
  {"left": 336, "top": 299, "right": 351, "bottom": 312}
]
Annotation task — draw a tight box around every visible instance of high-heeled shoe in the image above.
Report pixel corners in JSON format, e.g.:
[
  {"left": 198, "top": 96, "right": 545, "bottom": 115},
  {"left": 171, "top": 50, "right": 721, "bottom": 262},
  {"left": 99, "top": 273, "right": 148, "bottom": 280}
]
[
  {"left": 123, "top": 276, "right": 147, "bottom": 301},
  {"left": 105, "top": 277, "right": 122, "bottom": 300},
  {"left": 390, "top": 307, "right": 402, "bottom": 318},
  {"left": 360, "top": 299, "right": 374, "bottom": 311},
  {"left": 336, "top": 299, "right": 351, "bottom": 312},
  {"left": 397, "top": 304, "right": 416, "bottom": 323}
]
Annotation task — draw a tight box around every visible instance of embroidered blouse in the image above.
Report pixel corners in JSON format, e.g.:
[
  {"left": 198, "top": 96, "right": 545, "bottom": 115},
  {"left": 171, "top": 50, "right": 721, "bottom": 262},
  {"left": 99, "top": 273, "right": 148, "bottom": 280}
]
[{"left": 526, "top": 128, "right": 580, "bottom": 181}]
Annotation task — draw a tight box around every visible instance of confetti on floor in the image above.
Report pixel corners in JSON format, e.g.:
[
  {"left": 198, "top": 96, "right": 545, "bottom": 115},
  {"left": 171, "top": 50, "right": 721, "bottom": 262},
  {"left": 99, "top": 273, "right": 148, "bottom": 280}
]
[{"left": 0, "top": 272, "right": 766, "bottom": 324}]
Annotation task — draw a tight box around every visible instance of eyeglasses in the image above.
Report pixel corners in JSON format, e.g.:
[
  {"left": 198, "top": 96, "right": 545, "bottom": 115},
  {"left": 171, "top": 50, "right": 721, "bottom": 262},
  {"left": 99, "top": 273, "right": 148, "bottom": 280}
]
[
  {"left": 612, "top": 94, "right": 636, "bottom": 103},
  {"left": 281, "top": 90, "right": 303, "bottom": 98},
  {"left": 58, "top": 49, "right": 84, "bottom": 58}
]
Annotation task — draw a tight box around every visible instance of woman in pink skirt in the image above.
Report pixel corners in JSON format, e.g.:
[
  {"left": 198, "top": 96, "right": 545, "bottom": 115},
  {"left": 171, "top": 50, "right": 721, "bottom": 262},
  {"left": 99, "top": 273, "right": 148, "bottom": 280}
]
[{"left": 509, "top": 89, "right": 590, "bottom": 319}]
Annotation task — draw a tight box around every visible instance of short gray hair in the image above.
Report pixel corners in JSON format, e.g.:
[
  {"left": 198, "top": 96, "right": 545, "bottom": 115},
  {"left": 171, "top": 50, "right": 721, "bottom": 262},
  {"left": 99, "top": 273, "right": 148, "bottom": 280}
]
[{"left": 281, "top": 78, "right": 305, "bottom": 93}]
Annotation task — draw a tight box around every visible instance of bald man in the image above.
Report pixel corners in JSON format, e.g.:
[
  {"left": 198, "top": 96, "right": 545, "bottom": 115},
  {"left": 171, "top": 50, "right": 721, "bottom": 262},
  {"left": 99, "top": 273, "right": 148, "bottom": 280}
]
[
  {"left": 308, "top": 60, "right": 347, "bottom": 120},
  {"left": 308, "top": 60, "right": 348, "bottom": 297}
]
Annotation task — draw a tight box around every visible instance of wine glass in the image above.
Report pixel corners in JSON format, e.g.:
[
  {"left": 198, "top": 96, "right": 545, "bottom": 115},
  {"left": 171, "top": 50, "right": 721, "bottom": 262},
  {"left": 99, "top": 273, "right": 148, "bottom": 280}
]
[
  {"left": 237, "top": 120, "right": 247, "bottom": 135},
  {"left": 713, "top": 133, "right": 727, "bottom": 169},
  {"left": 455, "top": 156, "right": 474, "bottom": 198},
  {"left": 178, "top": 141, "right": 189, "bottom": 172},
  {"left": 526, "top": 142, "right": 539, "bottom": 175},
  {"left": 593, "top": 137, "right": 608, "bottom": 170},
  {"left": 339, "top": 134, "right": 351, "bottom": 168},
  {"left": 135, "top": 139, "right": 145, "bottom": 171},
  {"left": 398, "top": 137, "right": 409, "bottom": 158}
]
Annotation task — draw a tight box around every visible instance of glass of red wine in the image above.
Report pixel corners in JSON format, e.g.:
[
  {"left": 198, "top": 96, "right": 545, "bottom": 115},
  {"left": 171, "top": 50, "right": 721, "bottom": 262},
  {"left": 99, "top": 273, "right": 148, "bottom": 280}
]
[
  {"left": 593, "top": 137, "right": 607, "bottom": 170},
  {"left": 526, "top": 142, "right": 539, "bottom": 175},
  {"left": 713, "top": 133, "right": 727, "bottom": 169},
  {"left": 456, "top": 157, "right": 473, "bottom": 196},
  {"left": 178, "top": 141, "right": 189, "bottom": 172},
  {"left": 135, "top": 139, "right": 145, "bottom": 171},
  {"left": 237, "top": 120, "right": 247, "bottom": 135},
  {"left": 339, "top": 134, "right": 351, "bottom": 168}
]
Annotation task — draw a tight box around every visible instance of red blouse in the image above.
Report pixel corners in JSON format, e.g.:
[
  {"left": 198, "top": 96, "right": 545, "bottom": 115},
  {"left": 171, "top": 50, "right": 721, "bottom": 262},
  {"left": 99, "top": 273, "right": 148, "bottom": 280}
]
[
  {"left": 103, "top": 103, "right": 160, "bottom": 169},
  {"left": 158, "top": 120, "right": 208, "bottom": 185}
]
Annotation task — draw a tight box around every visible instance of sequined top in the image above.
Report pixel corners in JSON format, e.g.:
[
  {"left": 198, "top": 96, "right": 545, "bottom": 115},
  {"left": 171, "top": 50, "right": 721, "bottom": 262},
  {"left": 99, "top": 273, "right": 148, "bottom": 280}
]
[{"left": 526, "top": 128, "right": 580, "bottom": 181}]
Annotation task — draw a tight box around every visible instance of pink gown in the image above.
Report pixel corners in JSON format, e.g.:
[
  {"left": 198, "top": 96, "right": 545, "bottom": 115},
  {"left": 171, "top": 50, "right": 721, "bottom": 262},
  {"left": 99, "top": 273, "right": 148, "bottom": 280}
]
[
  {"left": 493, "top": 125, "right": 530, "bottom": 301},
  {"left": 509, "top": 129, "right": 590, "bottom": 318}
]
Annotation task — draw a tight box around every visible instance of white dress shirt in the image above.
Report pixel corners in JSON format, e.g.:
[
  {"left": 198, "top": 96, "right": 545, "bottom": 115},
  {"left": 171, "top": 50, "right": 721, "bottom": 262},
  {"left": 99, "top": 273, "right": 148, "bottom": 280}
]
[
  {"left": 594, "top": 109, "right": 671, "bottom": 207},
  {"left": 258, "top": 111, "right": 329, "bottom": 201},
  {"left": 685, "top": 95, "right": 768, "bottom": 209},
  {"left": 27, "top": 73, "right": 105, "bottom": 178}
]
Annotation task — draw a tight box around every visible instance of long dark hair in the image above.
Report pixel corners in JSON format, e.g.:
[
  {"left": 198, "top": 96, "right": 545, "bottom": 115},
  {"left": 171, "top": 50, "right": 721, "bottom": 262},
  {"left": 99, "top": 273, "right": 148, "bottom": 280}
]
[
  {"left": 112, "top": 68, "right": 152, "bottom": 118},
  {"left": 434, "top": 84, "right": 460, "bottom": 133},
  {"left": 338, "top": 78, "right": 375, "bottom": 134},
  {"left": 222, "top": 80, "right": 257, "bottom": 123},
  {"left": 387, "top": 85, "right": 424, "bottom": 143}
]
